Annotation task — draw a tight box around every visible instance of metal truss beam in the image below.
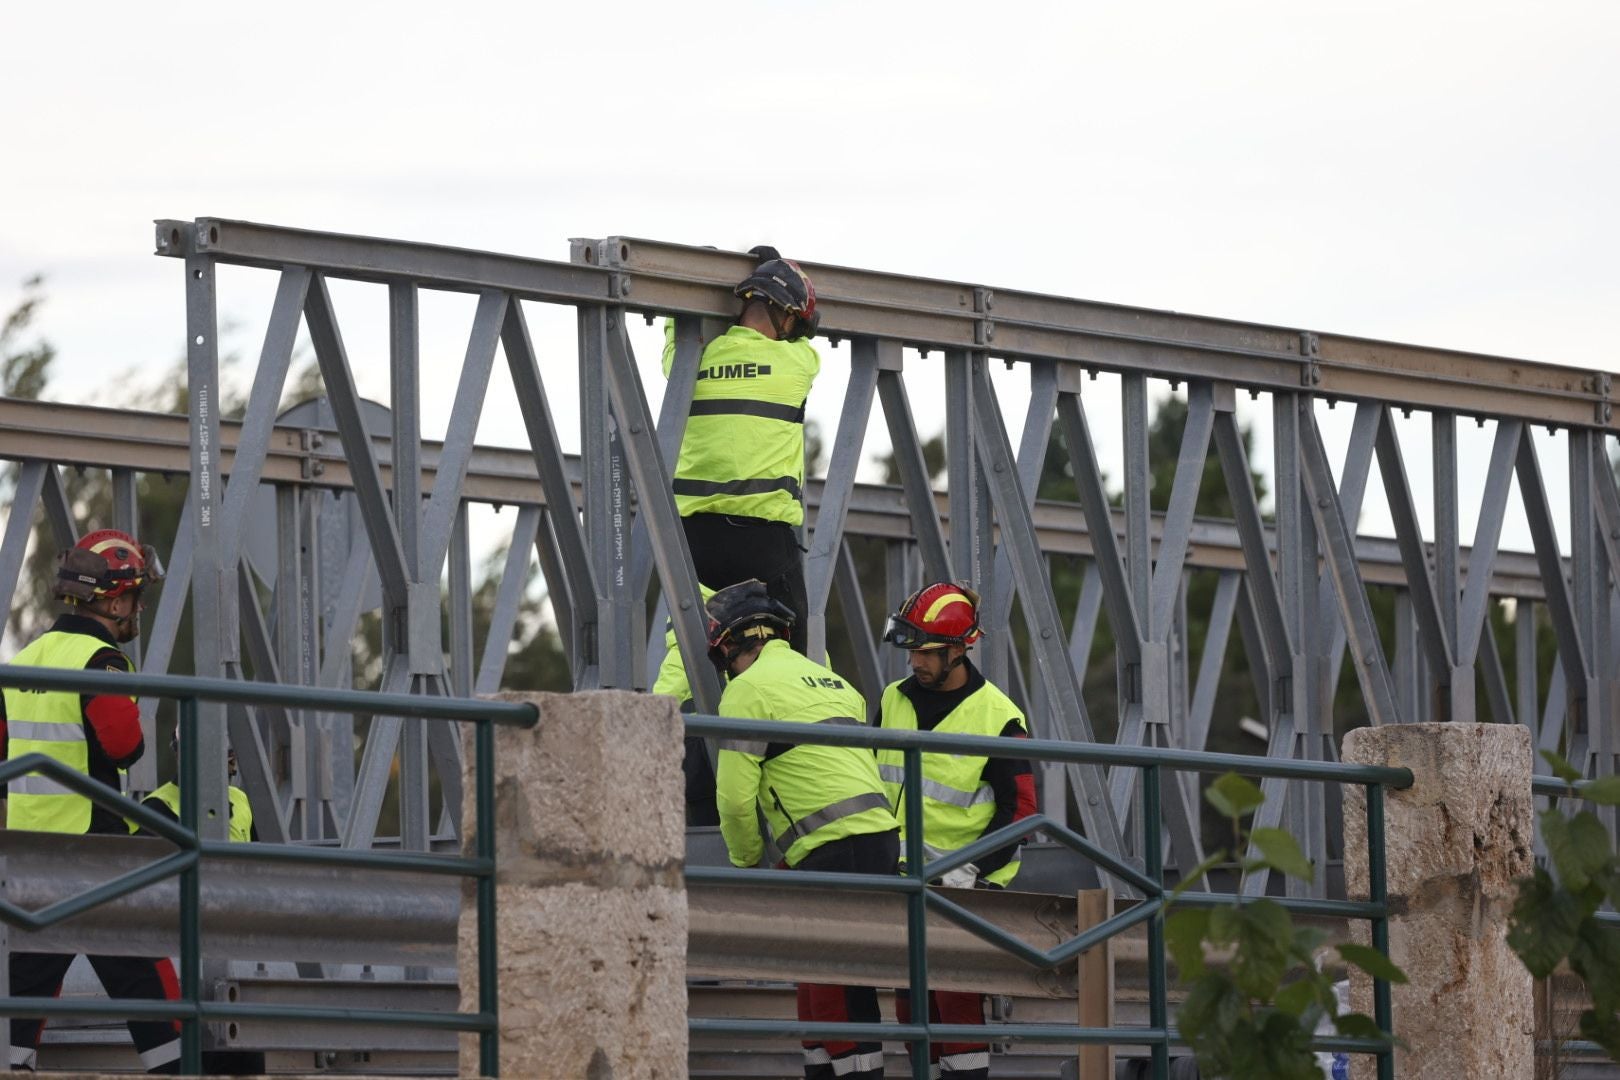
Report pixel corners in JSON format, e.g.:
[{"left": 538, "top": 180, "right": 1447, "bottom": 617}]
[
  {"left": 0, "top": 396, "right": 1563, "bottom": 601},
  {"left": 157, "top": 221, "right": 1613, "bottom": 430}
]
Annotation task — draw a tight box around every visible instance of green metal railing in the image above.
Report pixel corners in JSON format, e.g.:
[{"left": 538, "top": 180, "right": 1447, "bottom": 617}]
[
  {"left": 685, "top": 713, "right": 1413, "bottom": 1080},
  {"left": 0, "top": 663, "right": 537, "bottom": 1076}
]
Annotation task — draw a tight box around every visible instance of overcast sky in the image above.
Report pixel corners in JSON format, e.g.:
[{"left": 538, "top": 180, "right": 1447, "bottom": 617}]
[{"left": 2, "top": 1, "right": 1617, "bottom": 557}]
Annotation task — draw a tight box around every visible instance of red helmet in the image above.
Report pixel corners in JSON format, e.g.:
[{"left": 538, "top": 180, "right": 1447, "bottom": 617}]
[
  {"left": 54, "top": 529, "right": 164, "bottom": 604},
  {"left": 883, "top": 582, "right": 983, "bottom": 651}
]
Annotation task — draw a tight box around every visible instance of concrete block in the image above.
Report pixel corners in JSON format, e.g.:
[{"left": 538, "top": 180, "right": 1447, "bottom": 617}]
[
  {"left": 458, "top": 691, "right": 687, "bottom": 1078},
  {"left": 1342, "top": 722, "right": 1534, "bottom": 1079}
]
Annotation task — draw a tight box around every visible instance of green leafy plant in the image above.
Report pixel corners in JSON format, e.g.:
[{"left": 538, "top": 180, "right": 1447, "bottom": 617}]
[
  {"left": 1166, "top": 772, "right": 1406, "bottom": 1079},
  {"left": 1507, "top": 750, "right": 1620, "bottom": 1059}
]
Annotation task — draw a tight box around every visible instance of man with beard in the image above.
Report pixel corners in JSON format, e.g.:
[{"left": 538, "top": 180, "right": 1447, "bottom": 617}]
[{"left": 875, "top": 582, "right": 1035, "bottom": 1080}]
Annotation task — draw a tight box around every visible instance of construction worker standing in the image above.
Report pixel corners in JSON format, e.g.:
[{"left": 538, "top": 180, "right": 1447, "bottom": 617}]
[
  {"left": 667, "top": 246, "right": 821, "bottom": 652},
  {"left": 708, "top": 580, "right": 896, "bottom": 1080},
  {"left": 875, "top": 583, "right": 1036, "bottom": 1080},
  {"left": 0, "top": 530, "right": 182, "bottom": 1074}
]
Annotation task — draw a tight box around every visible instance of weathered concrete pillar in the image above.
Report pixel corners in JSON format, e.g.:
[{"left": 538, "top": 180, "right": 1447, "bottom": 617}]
[
  {"left": 458, "top": 691, "right": 687, "bottom": 1078},
  {"left": 1342, "top": 722, "right": 1534, "bottom": 1079}
]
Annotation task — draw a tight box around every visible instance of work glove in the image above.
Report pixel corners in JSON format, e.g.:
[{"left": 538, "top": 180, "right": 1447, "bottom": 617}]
[
  {"left": 747, "top": 244, "right": 782, "bottom": 264},
  {"left": 939, "top": 863, "right": 979, "bottom": 889}
]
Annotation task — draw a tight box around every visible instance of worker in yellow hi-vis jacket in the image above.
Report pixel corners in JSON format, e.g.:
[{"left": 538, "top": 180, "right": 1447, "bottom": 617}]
[
  {"left": 708, "top": 580, "right": 895, "bottom": 1080},
  {"left": 665, "top": 246, "right": 821, "bottom": 652}
]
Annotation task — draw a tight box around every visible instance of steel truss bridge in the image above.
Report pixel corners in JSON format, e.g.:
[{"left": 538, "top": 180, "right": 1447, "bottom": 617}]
[
  {"left": 7, "top": 219, "right": 1617, "bottom": 868},
  {"left": 1, "top": 218, "right": 1615, "bottom": 1067}
]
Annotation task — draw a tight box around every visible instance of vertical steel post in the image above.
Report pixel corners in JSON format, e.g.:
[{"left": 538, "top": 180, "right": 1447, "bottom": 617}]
[
  {"left": 1433, "top": 411, "right": 1465, "bottom": 721},
  {"left": 1570, "top": 429, "right": 1613, "bottom": 832},
  {"left": 1367, "top": 782, "right": 1394, "bottom": 1080},
  {"left": 903, "top": 745, "right": 930, "bottom": 1078},
  {"left": 1121, "top": 375, "right": 1152, "bottom": 809},
  {"left": 390, "top": 284, "right": 429, "bottom": 841},
  {"left": 1516, "top": 600, "right": 1539, "bottom": 731},
  {"left": 178, "top": 696, "right": 202, "bottom": 1075},
  {"left": 886, "top": 542, "right": 919, "bottom": 685},
  {"left": 184, "top": 244, "right": 230, "bottom": 842},
  {"left": 578, "top": 306, "right": 630, "bottom": 686},
  {"left": 945, "top": 350, "right": 978, "bottom": 590},
  {"left": 111, "top": 467, "right": 158, "bottom": 794},
  {"left": 476, "top": 715, "right": 499, "bottom": 1078},
  {"left": 803, "top": 339, "right": 881, "bottom": 661},
  {"left": 1275, "top": 394, "right": 1318, "bottom": 896},
  {"left": 1141, "top": 763, "right": 1168, "bottom": 1079}
]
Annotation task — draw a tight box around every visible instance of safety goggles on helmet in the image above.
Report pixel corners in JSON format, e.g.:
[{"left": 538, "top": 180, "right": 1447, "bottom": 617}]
[
  {"left": 881, "top": 615, "right": 943, "bottom": 650},
  {"left": 882, "top": 581, "right": 983, "bottom": 651}
]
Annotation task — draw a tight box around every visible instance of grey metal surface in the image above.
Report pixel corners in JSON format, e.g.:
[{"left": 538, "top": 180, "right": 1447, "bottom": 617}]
[{"left": 0, "top": 832, "right": 455, "bottom": 966}]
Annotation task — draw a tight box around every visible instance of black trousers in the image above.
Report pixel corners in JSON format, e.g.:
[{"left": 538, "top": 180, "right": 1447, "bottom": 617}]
[
  {"left": 682, "top": 512, "right": 808, "bottom": 654},
  {"left": 10, "top": 952, "right": 180, "bottom": 1073},
  {"left": 792, "top": 830, "right": 900, "bottom": 1080}
]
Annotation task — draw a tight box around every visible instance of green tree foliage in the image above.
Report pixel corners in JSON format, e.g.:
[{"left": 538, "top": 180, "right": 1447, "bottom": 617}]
[
  {"left": 1168, "top": 773, "right": 1405, "bottom": 1078},
  {"left": 2, "top": 276, "right": 63, "bottom": 644},
  {"left": 0, "top": 276, "right": 53, "bottom": 401},
  {"left": 1509, "top": 751, "right": 1620, "bottom": 1059}
]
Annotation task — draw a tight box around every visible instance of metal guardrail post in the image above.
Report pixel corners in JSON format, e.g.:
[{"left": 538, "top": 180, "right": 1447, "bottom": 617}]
[
  {"left": 476, "top": 715, "right": 499, "bottom": 1078},
  {"left": 1142, "top": 764, "right": 1168, "bottom": 1080},
  {"left": 903, "top": 746, "right": 930, "bottom": 1079},
  {"left": 1366, "top": 782, "right": 1394, "bottom": 1080},
  {"left": 178, "top": 695, "right": 202, "bottom": 1075}
]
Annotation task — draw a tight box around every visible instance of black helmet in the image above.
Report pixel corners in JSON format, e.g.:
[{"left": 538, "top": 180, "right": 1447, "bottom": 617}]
[
  {"left": 705, "top": 579, "right": 795, "bottom": 671},
  {"left": 734, "top": 257, "right": 819, "bottom": 341}
]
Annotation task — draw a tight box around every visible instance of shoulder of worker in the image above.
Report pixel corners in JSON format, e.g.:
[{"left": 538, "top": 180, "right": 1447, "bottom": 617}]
[
  {"left": 876, "top": 676, "right": 908, "bottom": 702},
  {"left": 704, "top": 325, "right": 820, "bottom": 366},
  {"left": 733, "top": 640, "right": 860, "bottom": 702},
  {"left": 971, "top": 673, "right": 1022, "bottom": 715}
]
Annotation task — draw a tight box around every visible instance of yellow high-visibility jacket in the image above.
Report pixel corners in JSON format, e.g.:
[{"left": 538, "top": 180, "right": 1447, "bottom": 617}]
[
  {"left": 666, "top": 324, "right": 819, "bottom": 526},
  {"left": 715, "top": 640, "right": 896, "bottom": 867}
]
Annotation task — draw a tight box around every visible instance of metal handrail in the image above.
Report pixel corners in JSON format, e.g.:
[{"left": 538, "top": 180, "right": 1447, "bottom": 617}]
[
  {"left": 686, "top": 712, "right": 1412, "bottom": 1080},
  {"left": 0, "top": 665, "right": 536, "bottom": 1076}
]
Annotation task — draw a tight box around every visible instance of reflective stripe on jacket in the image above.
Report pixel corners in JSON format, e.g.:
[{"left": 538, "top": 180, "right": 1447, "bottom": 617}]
[
  {"left": 2, "top": 631, "right": 126, "bottom": 834},
  {"left": 132, "top": 783, "right": 254, "bottom": 843},
  {"left": 715, "top": 640, "right": 897, "bottom": 867},
  {"left": 667, "top": 325, "right": 820, "bottom": 526},
  {"left": 876, "top": 678, "right": 1028, "bottom": 887}
]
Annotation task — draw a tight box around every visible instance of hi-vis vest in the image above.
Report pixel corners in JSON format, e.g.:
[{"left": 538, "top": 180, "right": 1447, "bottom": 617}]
[
  {"left": 2, "top": 630, "right": 129, "bottom": 834},
  {"left": 876, "top": 679, "right": 1028, "bottom": 888},
  {"left": 666, "top": 324, "right": 820, "bottom": 526},
  {"left": 132, "top": 783, "right": 253, "bottom": 843},
  {"left": 651, "top": 584, "right": 718, "bottom": 705},
  {"left": 715, "top": 640, "right": 897, "bottom": 868}
]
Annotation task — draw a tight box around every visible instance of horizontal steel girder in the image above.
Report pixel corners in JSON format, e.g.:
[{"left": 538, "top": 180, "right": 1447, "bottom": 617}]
[
  {"left": 0, "top": 833, "right": 1078, "bottom": 1000},
  {"left": 688, "top": 880, "right": 1080, "bottom": 998},
  {"left": 0, "top": 395, "right": 1559, "bottom": 601},
  {"left": 155, "top": 219, "right": 1612, "bottom": 430}
]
